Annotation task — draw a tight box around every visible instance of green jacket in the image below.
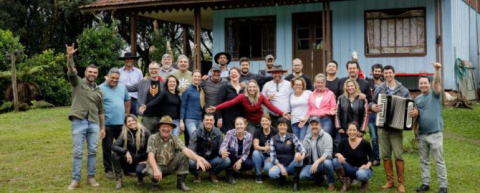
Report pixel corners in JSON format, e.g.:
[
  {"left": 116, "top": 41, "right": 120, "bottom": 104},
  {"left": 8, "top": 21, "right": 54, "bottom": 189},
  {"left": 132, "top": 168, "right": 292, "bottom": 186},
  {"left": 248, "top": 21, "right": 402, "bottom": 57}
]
[{"left": 68, "top": 72, "right": 104, "bottom": 123}]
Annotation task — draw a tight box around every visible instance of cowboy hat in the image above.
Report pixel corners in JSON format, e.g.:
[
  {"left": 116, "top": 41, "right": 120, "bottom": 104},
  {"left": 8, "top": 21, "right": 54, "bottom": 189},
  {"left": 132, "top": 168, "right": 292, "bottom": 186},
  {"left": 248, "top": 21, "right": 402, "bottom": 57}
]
[
  {"left": 214, "top": 52, "right": 232, "bottom": 64},
  {"left": 267, "top": 65, "right": 288, "bottom": 73},
  {"left": 119, "top": 52, "right": 140, "bottom": 60},
  {"left": 155, "top": 115, "right": 177, "bottom": 128}
]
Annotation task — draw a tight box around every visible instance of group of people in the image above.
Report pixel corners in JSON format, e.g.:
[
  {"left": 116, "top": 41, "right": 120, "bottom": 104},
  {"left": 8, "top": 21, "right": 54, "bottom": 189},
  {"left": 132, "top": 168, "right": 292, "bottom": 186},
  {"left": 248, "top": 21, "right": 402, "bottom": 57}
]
[{"left": 65, "top": 43, "right": 447, "bottom": 193}]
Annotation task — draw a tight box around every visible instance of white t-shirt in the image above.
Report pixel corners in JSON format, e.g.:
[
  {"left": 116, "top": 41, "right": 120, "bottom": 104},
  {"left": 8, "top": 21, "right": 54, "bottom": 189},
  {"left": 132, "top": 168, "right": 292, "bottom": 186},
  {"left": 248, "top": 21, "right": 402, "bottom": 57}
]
[
  {"left": 262, "top": 80, "right": 293, "bottom": 116},
  {"left": 290, "top": 90, "right": 312, "bottom": 124}
]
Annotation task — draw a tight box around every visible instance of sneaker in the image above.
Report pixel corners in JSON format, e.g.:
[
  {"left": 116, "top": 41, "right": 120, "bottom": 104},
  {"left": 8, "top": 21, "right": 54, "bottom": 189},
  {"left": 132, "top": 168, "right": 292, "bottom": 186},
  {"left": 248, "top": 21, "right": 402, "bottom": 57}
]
[
  {"left": 416, "top": 184, "right": 430, "bottom": 192},
  {"left": 255, "top": 175, "right": 263, "bottom": 184},
  {"left": 438, "top": 187, "right": 447, "bottom": 193},
  {"left": 67, "top": 180, "right": 79, "bottom": 190},
  {"left": 105, "top": 171, "right": 115, "bottom": 179},
  {"left": 372, "top": 160, "right": 380, "bottom": 166},
  {"left": 87, "top": 178, "right": 99, "bottom": 187}
]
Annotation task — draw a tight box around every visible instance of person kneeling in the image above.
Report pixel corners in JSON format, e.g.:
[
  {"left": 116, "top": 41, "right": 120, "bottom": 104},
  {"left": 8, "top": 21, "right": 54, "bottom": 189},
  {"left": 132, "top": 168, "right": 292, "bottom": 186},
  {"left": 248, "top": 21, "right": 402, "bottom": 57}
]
[
  {"left": 219, "top": 117, "right": 254, "bottom": 184},
  {"left": 188, "top": 113, "right": 230, "bottom": 183},
  {"left": 333, "top": 122, "right": 374, "bottom": 193},
  {"left": 112, "top": 115, "right": 151, "bottom": 189},
  {"left": 145, "top": 115, "right": 206, "bottom": 191},
  {"left": 268, "top": 117, "right": 306, "bottom": 192},
  {"left": 299, "top": 116, "right": 335, "bottom": 191}
]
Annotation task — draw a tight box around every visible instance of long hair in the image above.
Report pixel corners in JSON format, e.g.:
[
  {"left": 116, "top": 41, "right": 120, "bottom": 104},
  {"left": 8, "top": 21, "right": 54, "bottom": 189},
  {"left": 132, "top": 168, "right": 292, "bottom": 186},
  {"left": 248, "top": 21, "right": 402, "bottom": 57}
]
[
  {"left": 246, "top": 80, "right": 260, "bottom": 105},
  {"left": 121, "top": 114, "right": 147, "bottom": 151},
  {"left": 343, "top": 79, "right": 361, "bottom": 98},
  {"left": 164, "top": 75, "right": 179, "bottom": 94}
]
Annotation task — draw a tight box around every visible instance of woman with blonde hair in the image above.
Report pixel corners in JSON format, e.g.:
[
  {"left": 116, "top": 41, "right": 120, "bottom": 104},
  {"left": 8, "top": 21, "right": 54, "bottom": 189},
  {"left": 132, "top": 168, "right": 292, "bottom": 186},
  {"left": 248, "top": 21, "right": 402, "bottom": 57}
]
[
  {"left": 335, "top": 79, "right": 369, "bottom": 145},
  {"left": 111, "top": 114, "right": 151, "bottom": 189},
  {"left": 207, "top": 80, "right": 288, "bottom": 135},
  {"left": 308, "top": 73, "right": 337, "bottom": 138}
]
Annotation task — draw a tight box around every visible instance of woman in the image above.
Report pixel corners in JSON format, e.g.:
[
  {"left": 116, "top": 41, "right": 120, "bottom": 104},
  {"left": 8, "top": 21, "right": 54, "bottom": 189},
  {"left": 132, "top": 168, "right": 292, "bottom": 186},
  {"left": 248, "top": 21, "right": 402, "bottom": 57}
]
[
  {"left": 111, "top": 114, "right": 151, "bottom": 189},
  {"left": 252, "top": 114, "right": 278, "bottom": 183},
  {"left": 290, "top": 77, "right": 312, "bottom": 141},
  {"left": 180, "top": 70, "right": 204, "bottom": 145},
  {"left": 139, "top": 75, "right": 181, "bottom": 136},
  {"left": 208, "top": 80, "right": 288, "bottom": 135},
  {"left": 268, "top": 117, "right": 306, "bottom": 192},
  {"left": 308, "top": 73, "right": 336, "bottom": 140},
  {"left": 216, "top": 67, "right": 244, "bottom": 133},
  {"left": 219, "top": 117, "right": 254, "bottom": 184},
  {"left": 335, "top": 79, "right": 369, "bottom": 145},
  {"left": 333, "top": 122, "right": 374, "bottom": 192}
]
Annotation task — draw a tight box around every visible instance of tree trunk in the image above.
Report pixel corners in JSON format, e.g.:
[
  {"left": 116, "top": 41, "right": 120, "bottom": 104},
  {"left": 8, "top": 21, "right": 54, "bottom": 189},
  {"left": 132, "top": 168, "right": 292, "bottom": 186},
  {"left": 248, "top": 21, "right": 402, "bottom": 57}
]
[{"left": 10, "top": 53, "right": 19, "bottom": 111}]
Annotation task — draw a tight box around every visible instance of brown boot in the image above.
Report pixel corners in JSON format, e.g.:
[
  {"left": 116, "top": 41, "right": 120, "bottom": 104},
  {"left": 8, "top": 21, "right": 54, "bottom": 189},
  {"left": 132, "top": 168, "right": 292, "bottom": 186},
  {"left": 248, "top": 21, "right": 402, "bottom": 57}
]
[
  {"left": 360, "top": 181, "right": 368, "bottom": 192},
  {"left": 193, "top": 174, "right": 201, "bottom": 183},
  {"left": 396, "top": 160, "right": 405, "bottom": 193},
  {"left": 381, "top": 160, "right": 395, "bottom": 189},
  {"left": 335, "top": 168, "right": 349, "bottom": 193}
]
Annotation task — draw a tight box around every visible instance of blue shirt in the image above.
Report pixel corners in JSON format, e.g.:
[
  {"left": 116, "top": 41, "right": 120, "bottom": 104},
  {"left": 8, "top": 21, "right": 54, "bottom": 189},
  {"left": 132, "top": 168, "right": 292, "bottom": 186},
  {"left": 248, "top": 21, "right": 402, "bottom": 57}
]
[
  {"left": 119, "top": 66, "right": 143, "bottom": 99},
  {"left": 415, "top": 90, "right": 443, "bottom": 134},
  {"left": 100, "top": 83, "right": 130, "bottom": 125},
  {"left": 180, "top": 85, "right": 203, "bottom": 120}
]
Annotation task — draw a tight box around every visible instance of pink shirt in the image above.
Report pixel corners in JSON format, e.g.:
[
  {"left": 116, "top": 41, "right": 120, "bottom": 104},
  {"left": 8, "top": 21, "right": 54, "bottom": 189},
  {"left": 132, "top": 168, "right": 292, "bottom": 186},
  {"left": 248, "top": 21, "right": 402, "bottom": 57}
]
[{"left": 308, "top": 88, "right": 336, "bottom": 117}]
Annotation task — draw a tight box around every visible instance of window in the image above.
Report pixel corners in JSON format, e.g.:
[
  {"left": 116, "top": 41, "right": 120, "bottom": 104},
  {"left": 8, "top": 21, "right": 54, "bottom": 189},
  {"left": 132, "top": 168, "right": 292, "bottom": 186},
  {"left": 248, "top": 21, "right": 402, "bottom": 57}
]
[
  {"left": 225, "top": 16, "right": 276, "bottom": 60},
  {"left": 365, "top": 8, "right": 426, "bottom": 57}
]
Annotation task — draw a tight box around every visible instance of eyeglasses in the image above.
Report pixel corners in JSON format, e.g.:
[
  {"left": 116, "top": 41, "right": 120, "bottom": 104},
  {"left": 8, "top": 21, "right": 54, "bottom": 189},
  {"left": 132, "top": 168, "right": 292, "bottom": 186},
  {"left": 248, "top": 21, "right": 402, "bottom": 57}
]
[{"left": 149, "top": 68, "right": 159, "bottom": 71}]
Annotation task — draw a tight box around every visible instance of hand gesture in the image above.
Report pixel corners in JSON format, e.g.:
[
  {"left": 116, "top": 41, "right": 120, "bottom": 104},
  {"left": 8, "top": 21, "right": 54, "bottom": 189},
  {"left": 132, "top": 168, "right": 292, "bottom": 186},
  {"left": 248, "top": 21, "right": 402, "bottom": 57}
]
[
  {"left": 180, "top": 85, "right": 187, "bottom": 93},
  {"left": 294, "top": 152, "right": 304, "bottom": 162},
  {"left": 282, "top": 112, "right": 291, "bottom": 120},
  {"left": 139, "top": 104, "right": 147, "bottom": 114},
  {"left": 338, "top": 128, "right": 345, "bottom": 134},
  {"left": 180, "top": 120, "right": 185, "bottom": 132},
  {"left": 153, "top": 169, "right": 163, "bottom": 181},
  {"left": 359, "top": 93, "right": 366, "bottom": 100},
  {"left": 298, "top": 119, "right": 306, "bottom": 128},
  {"left": 240, "top": 82, "right": 246, "bottom": 89},
  {"left": 433, "top": 62, "right": 442, "bottom": 70},
  {"left": 200, "top": 157, "right": 211, "bottom": 170},
  {"left": 408, "top": 107, "right": 418, "bottom": 118},
  {"left": 65, "top": 43, "right": 77, "bottom": 55},
  {"left": 126, "top": 151, "right": 133, "bottom": 164},
  {"left": 357, "top": 132, "right": 364, "bottom": 138},
  {"left": 221, "top": 149, "right": 230, "bottom": 158}
]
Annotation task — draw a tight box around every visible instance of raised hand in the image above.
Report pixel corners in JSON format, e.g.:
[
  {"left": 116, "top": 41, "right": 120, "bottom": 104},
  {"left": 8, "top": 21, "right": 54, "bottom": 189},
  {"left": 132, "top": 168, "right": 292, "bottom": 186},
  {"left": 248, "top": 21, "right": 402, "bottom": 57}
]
[
  {"left": 65, "top": 43, "right": 77, "bottom": 55},
  {"left": 433, "top": 62, "right": 441, "bottom": 70}
]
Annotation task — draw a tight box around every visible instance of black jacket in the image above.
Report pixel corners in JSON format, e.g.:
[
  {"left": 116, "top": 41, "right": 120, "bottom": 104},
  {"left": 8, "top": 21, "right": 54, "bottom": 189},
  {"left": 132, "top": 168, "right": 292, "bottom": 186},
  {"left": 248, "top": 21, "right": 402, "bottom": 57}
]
[
  {"left": 239, "top": 72, "right": 273, "bottom": 90},
  {"left": 337, "top": 77, "right": 372, "bottom": 103},
  {"left": 188, "top": 126, "right": 223, "bottom": 160},
  {"left": 112, "top": 129, "right": 151, "bottom": 163},
  {"left": 216, "top": 82, "right": 244, "bottom": 133},
  {"left": 335, "top": 95, "right": 369, "bottom": 133}
]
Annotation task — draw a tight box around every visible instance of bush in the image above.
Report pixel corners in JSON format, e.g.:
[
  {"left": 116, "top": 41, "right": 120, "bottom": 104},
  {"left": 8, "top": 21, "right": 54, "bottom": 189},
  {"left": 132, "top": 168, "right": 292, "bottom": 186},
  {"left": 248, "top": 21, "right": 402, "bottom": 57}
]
[{"left": 0, "top": 29, "right": 25, "bottom": 107}]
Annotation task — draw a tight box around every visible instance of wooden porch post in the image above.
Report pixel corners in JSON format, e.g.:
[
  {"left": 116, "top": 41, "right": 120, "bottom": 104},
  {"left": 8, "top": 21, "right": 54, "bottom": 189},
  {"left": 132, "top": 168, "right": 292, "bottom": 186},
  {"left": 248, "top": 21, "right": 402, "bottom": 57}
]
[
  {"left": 326, "top": 0, "right": 332, "bottom": 61},
  {"left": 130, "top": 13, "right": 137, "bottom": 55},
  {"left": 322, "top": 0, "right": 327, "bottom": 66},
  {"left": 194, "top": 7, "right": 202, "bottom": 71},
  {"left": 182, "top": 25, "right": 190, "bottom": 57}
]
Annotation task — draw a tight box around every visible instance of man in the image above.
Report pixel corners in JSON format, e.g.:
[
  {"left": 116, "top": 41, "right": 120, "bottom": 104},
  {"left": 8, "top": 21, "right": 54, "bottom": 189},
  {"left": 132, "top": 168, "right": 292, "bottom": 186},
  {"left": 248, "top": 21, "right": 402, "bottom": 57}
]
[
  {"left": 200, "top": 65, "right": 227, "bottom": 109},
  {"left": 299, "top": 117, "right": 335, "bottom": 191},
  {"left": 284, "top": 58, "right": 313, "bottom": 91},
  {"left": 188, "top": 113, "right": 230, "bottom": 183},
  {"left": 258, "top": 54, "right": 275, "bottom": 77},
  {"left": 65, "top": 43, "right": 106, "bottom": 190},
  {"left": 208, "top": 52, "right": 231, "bottom": 78},
  {"left": 99, "top": 68, "right": 131, "bottom": 179},
  {"left": 365, "top": 63, "right": 384, "bottom": 166},
  {"left": 261, "top": 65, "right": 293, "bottom": 131},
  {"left": 146, "top": 115, "right": 207, "bottom": 191},
  {"left": 409, "top": 63, "right": 448, "bottom": 193},
  {"left": 238, "top": 57, "right": 272, "bottom": 89},
  {"left": 337, "top": 61, "right": 372, "bottom": 102},
  {"left": 126, "top": 62, "right": 163, "bottom": 134},
  {"left": 159, "top": 53, "right": 178, "bottom": 80},
  {"left": 171, "top": 55, "right": 193, "bottom": 93},
  {"left": 370, "top": 65, "right": 411, "bottom": 193},
  {"left": 119, "top": 52, "right": 142, "bottom": 115},
  {"left": 325, "top": 60, "right": 340, "bottom": 96}
]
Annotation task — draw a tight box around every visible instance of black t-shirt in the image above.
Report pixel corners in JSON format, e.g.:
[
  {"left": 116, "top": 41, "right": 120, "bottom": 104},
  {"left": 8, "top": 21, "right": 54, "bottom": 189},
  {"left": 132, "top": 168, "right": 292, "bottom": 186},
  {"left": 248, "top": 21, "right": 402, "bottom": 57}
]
[
  {"left": 346, "top": 102, "right": 355, "bottom": 126},
  {"left": 285, "top": 74, "right": 314, "bottom": 91},
  {"left": 253, "top": 127, "right": 278, "bottom": 156},
  {"left": 326, "top": 77, "right": 340, "bottom": 97},
  {"left": 237, "top": 139, "right": 244, "bottom": 157},
  {"left": 335, "top": 139, "right": 374, "bottom": 167},
  {"left": 144, "top": 80, "right": 162, "bottom": 116}
]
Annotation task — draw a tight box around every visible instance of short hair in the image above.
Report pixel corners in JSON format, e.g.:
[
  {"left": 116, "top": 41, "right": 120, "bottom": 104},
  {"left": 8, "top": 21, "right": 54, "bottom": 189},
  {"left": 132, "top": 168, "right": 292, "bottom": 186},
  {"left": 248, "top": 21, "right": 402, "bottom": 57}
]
[
  {"left": 347, "top": 121, "right": 360, "bottom": 132},
  {"left": 177, "top": 54, "right": 189, "bottom": 63},
  {"left": 278, "top": 117, "right": 288, "bottom": 125},
  {"left": 149, "top": 61, "right": 160, "bottom": 68},
  {"left": 164, "top": 75, "right": 179, "bottom": 94},
  {"left": 371, "top": 63, "right": 383, "bottom": 72},
  {"left": 108, "top": 67, "right": 120, "bottom": 75},
  {"left": 293, "top": 58, "right": 303, "bottom": 65},
  {"left": 418, "top": 75, "right": 430, "bottom": 83},
  {"left": 261, "top": 114, "right": 271, "bottom": 121},
  {"left": 346, "top": 60, "right": 360, "bottom": 69},
  {"left": 291, "top": 77, "right": 307, "bottom": 90},
  {"left": 383, "top": 65, "right": 395, "bottom": 73},
  {"left": 204, "top": 113, "right": 215, "bottom": 119},
  {"left": 229, "top": 67, "right": 241, "bottom": 76},
  {"left": 86, "top": 64, "right": 98, "bottom": 70},
  {"left": 192, "top": 69, "right": 201, "bottom": 76},
  {"left": 162, "top": 53, "right": 172, "bottom": 59},
  {"left": 239, "top": 57, "right": 250, "bottom": 64},
  {"left": 327, "top": 60, "right": 338, "bottom": 68},
  {"left": 314, "top": 73, "right": 326, "bottom": 83}
]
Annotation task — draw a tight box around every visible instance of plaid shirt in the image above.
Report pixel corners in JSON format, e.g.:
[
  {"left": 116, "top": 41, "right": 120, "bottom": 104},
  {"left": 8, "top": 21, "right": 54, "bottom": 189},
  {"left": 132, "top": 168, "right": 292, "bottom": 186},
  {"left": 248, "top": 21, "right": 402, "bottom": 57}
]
[
  {"left": 270, "top": 133, "right": 305, "bottom": 165},
  {"left": 219, "top": 129, "right": 252, "bottom": 161}
]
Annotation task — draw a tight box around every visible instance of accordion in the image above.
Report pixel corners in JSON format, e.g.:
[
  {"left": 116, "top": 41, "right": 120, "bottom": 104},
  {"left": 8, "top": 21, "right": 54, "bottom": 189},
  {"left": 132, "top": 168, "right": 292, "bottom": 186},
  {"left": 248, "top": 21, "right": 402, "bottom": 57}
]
[{"left": 375, "top": 94, "right": 414, "bottom": 130}]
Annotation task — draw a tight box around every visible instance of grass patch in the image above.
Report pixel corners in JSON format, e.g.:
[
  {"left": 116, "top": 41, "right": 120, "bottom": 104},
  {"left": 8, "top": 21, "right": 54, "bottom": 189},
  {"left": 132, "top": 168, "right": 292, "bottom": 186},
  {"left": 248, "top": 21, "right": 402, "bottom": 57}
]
[{"left": 0, "top": 105, "right": 479, "bottom": 192}]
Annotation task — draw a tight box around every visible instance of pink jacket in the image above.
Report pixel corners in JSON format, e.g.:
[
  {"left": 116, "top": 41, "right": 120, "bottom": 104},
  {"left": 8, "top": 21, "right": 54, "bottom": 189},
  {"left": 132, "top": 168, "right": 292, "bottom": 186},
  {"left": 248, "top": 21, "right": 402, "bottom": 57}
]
[{"left": 308, "top": 88, "right": 337, "bottom": 117}]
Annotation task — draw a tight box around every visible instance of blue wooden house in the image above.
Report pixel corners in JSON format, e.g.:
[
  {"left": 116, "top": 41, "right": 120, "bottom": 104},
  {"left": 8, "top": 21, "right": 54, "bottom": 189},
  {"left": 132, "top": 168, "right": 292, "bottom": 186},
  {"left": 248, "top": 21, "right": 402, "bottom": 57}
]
[{"left": 82, "top": 0, "right": 480, "bottom": 92}]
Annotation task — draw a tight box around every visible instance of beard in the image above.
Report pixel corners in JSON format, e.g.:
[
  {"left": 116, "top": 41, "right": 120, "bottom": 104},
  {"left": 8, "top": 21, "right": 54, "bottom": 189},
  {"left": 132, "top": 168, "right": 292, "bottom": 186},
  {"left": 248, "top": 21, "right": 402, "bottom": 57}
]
[{"left": 373, "top": 74, "right": 382, "bottom": 80}]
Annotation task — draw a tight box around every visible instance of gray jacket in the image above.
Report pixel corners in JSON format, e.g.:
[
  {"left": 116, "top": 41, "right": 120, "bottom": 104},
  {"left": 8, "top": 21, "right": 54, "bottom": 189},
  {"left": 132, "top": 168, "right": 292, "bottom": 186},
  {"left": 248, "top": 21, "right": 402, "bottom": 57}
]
[
  {"left": 302, "top": 130, "right": 333, "bottom": 165},
  {"left": 369, "top": 80, "right": 411, "bottom": 109},
  {"left": 126, "top": 77, "right": 163, "bottom": 115}
]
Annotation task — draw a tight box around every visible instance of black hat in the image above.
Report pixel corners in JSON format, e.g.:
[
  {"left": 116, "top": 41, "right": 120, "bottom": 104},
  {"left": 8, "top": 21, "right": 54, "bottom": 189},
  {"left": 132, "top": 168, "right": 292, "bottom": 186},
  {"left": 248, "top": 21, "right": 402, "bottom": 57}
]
[
  {"left": 214, "top": 52, "right": 232, "bottom": 65},
  {"left": 119, "top": 52, "right": 140, "bottom": 60}
]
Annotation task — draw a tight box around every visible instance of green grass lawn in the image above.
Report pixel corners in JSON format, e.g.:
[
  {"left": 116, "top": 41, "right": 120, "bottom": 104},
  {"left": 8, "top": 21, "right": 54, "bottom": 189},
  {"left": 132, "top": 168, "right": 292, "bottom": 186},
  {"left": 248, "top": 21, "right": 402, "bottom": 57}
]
[{"left": 0, "top": 105, "right": 479, "bottom": 193}]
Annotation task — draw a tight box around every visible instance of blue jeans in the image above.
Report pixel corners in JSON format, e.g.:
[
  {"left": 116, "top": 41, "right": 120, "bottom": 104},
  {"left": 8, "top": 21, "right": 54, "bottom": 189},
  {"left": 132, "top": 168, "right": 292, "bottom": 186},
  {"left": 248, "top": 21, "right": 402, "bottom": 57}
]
[
  {"left": 320, "top": 117, "right": 335, "bottom": 138},
  {"left": 71, "top": 119, "right": 100, "bottom": 181},
  {"left": 171, "top": 119, "right": 181, "bottom": 137},
  {"left": 268, "top": 160, "right": 303, "bottom": 179},
  {"left": 185, "top": 119, "right": 202, "bottom": 139},
  {"left": 367, "top": 113, "right": 380, "bottom": 161},
  {"left": 333, "top": 158, "right": 372, "bottom": 182},
  {"left": 292, "top": 122, "right": 309, "bottom": 141},
  {"left": 227, "top": 148, "right": 254, "bottom": 174},
  {"left": 299, "top": 159, "right": 335, "bottom": 184},
  {"left": 252, "top": 150, "right": 274, "bottom": 176},
  {"left": 130, "top": 98, "right": 138, "bottom": 115},
  {"left": 189, "top": 156, "right": 231, "bottom": 175}
]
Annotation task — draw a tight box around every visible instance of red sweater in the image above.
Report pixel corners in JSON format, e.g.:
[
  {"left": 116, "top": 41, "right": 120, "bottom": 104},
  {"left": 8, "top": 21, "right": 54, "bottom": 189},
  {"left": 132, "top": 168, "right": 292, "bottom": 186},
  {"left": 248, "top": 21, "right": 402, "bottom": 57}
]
[{"left": 215, "top": 94, "right": 284, "bottom": 123}]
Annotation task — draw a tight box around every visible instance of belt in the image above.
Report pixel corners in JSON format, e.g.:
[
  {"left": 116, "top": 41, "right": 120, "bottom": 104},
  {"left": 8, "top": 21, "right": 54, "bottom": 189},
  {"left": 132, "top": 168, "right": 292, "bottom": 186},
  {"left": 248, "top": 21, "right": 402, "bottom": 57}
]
[{"left": 421, "top": 130, "right": 441, "bottom": 136}]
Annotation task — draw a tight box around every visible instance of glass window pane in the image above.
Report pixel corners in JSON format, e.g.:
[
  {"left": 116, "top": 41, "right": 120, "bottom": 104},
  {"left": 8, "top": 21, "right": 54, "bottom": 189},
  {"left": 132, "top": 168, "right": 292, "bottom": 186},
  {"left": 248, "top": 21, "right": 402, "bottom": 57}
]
[
  {"left": 298, "top": 40, "right": 310, "bottom": 50},
  {"left": 298, "top": 29, "right": 310, "bottom": 39}
]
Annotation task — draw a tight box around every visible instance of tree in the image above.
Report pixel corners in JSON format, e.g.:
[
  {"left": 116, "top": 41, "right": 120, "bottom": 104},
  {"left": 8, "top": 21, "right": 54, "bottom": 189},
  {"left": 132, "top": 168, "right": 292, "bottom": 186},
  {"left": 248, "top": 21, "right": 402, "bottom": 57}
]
[{"left": 0, "top": 63, "right": 47, "bottom": 104}]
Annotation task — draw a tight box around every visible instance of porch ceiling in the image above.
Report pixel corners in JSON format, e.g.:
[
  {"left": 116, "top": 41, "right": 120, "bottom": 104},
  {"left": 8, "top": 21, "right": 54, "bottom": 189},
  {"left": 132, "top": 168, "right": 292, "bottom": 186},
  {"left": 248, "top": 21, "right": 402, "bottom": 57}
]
[{"left": 139, "top": 8, "right": 213, "bottom": 30}]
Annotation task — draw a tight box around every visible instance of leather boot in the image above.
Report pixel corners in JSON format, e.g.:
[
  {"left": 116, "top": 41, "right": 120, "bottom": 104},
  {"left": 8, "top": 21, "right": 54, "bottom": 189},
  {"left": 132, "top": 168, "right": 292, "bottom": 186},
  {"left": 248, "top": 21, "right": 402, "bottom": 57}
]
[
  {"left": 335, "top": 168, "right": 349, "bottom": 193},
  {"left": 381, "top": 160, "right": 395, "bottom": 189},
  {"left": 176, "top": 174, "right": 190, "bottom": 192},
  {"left": 115, "top": 178, "right": 122, "bottom": 189},
  {"left": 279, "top": 175, "right": 287, "bottom": 186},
  {"left": 137, "top": 176, "right": 144, "bottom": 185},
  {"left": 293, "top": 166, "right": 302, "bottom": 192},
  {"left": 360, "top": 181, "right": 368, "bottom": 192},
  {"left": 396, "top": 160, "right": 405, "bottom": 193}
]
